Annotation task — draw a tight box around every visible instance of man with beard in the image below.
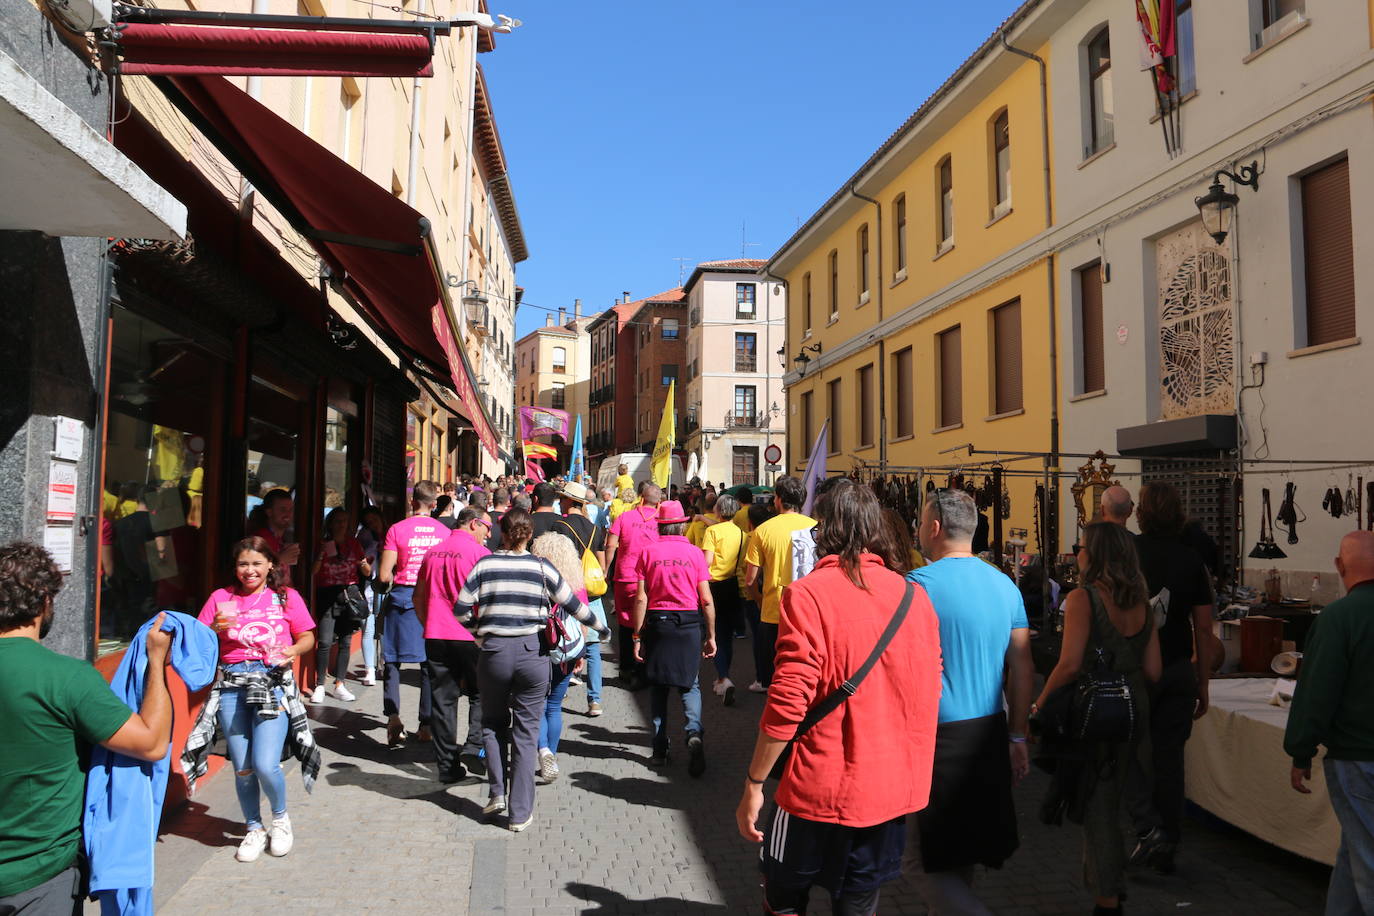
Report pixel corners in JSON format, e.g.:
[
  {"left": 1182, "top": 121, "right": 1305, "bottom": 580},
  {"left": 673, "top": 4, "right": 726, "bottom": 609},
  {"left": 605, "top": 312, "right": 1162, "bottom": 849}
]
[{"left": 0, "top": 542, "right": 173, "bottom": 914}]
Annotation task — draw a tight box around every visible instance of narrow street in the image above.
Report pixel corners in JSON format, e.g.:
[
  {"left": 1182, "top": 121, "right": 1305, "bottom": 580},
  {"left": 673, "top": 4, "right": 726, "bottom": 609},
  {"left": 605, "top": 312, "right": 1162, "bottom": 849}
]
[{"left": 146, "top": 639, "right": 1331, "bottom": 915}]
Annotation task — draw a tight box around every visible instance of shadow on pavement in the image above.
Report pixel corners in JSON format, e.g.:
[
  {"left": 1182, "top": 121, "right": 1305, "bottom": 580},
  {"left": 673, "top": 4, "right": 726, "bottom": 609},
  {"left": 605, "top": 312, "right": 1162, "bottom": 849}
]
[
  {"left": 158, "top": 800, "right": 240, "bottom": 849},
  {"left": 564, "top": 882, "right": 729, "bottom": 914},
  {"left": 566, "top": 770, "right": 684, "bottom": 809}
]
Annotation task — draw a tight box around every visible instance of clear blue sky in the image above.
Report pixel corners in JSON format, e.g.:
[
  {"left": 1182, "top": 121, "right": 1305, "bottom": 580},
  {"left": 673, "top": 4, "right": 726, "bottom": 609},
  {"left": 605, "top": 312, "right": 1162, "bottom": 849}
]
[{"left": 481, "top": 0, "right": 1023, "bottom": 339}]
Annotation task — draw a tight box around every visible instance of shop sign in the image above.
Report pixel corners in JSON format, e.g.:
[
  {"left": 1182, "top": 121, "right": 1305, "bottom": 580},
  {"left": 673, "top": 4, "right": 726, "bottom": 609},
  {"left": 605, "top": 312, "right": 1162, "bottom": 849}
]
[
  {"left": 47, "top": 460, "right": 77, "bottom": 523},
  {"left": 53, "top": 416, "right": 83, "bottom": 462}
]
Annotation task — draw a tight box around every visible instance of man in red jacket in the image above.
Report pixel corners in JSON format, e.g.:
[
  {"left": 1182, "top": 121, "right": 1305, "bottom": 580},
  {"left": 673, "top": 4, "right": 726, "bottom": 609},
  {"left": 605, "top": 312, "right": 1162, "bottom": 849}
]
[{"left": 737, "top": 479, "right": 942, "bottom": 916}]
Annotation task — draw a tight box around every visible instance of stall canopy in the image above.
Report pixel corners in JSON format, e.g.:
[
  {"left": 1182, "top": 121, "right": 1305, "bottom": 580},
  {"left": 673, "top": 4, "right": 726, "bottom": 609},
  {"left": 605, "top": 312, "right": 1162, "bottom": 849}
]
[{"left": 155, "top": 74, "right": 498, "bottom": 459}]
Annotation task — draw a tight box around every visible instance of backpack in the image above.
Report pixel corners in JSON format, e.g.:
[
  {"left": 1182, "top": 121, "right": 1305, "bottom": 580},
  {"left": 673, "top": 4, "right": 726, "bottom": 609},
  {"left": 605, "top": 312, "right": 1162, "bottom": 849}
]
[
  {"left": 560, "top": 519, "right": 607, "bottom": 598},
  {"left": 544, "top": 604, "right": 586, "bottom": 670}
]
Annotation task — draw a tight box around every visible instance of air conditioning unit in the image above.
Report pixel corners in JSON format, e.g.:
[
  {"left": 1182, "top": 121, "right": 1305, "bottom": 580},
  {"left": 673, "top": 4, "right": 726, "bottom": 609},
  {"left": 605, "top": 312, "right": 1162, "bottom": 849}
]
[{"left": 1258, "top": 9, "right": 1305, "bottom": 48}]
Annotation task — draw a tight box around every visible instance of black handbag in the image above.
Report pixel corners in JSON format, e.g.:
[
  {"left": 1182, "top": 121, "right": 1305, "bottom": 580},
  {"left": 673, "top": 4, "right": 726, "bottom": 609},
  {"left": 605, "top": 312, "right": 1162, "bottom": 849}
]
[
  {"left": 336, "top": 584, "right": 371, "bottom": 625},
  {"left": 1069, "top": 588, "right": 1138, "bottom": 743},
  {"left": 769, "top": 583, "right": 916, "bottom": 780}
]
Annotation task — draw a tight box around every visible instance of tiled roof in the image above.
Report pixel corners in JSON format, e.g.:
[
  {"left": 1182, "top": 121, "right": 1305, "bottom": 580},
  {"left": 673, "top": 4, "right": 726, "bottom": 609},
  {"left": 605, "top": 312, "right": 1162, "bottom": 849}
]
[
  {"left": 683, "top": 259, "right": 766, "bottom": 294},
  {"left": 585, "top": 288, "right": 685, "bottom": 331}
]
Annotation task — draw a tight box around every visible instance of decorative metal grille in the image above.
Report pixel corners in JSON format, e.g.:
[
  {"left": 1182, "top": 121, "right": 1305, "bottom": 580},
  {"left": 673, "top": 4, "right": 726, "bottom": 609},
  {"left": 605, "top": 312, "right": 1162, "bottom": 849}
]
[{"left": 1157, "top": 223, "right": 1234, "bottom": 419}]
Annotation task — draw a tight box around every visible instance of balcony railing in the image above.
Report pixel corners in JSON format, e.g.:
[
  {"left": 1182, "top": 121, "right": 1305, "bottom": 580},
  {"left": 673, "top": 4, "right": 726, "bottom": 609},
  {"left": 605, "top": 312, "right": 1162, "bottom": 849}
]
[
  {"left": 724, "top": 410, "right": 768, "bottom": 429},
  {"left": 589, "top": 384, "right": 614, "bottom": 407}
]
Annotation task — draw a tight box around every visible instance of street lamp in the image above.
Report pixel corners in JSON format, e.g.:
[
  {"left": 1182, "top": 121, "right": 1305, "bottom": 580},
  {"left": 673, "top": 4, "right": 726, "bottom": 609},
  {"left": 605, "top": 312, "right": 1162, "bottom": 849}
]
[
  {"left": 1195, "top": 161, "right": 1259, "bottom": 245},
  {"left": 776, "top": 344, "right": 787, "bottom": 370},
  {"left": 793, "top": 343, "right": 822, "bottom": 378}
]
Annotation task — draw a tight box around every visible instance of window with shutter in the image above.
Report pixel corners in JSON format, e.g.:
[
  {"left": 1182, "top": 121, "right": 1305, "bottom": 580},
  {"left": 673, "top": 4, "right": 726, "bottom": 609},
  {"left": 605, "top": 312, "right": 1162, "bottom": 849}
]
[
  {"left": 1079, "top": 262, "right": 1105, "bottom": 392},
  {"left": 802, "top": 272, "right": 813, "bottom": 334},
  {"left": 893, "top": 346, "right": 914, "bottom": 438},
  {"left": 1300, "top": 158, "right": 1356, "bottom": 347},
  {"left": 801, "top": 390, "right": 814, "bottom": 465},
  {"left": 857, "top": 364, "right": 875, "bottom": 447},
  {"left": 938, "top": 326, "right": 962, "bottom": 428},
  {"left": 827, "top": 379, "right": 842, "bottom": 454},
  {"left": 993, "top": 300, "right": 1023, "bottom": 414}
]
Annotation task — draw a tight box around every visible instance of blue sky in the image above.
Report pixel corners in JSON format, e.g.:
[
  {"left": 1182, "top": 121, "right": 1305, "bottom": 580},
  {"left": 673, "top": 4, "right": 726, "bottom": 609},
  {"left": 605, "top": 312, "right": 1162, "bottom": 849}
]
[{"left": 481, "top": 0, "right": 1024, "bottom": 339}]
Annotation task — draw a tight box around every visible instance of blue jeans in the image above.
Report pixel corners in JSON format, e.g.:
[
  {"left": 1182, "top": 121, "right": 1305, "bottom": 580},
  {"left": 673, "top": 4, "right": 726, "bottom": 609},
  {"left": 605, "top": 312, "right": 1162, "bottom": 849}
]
[
  {"left": 361, "top": 582, "right": 380, "bottom": 669},
  {"left": 539, "top": 664, "right": 574, "bottom": 753},
  {"left": 650, "top": 676, "right": 702, "bottom": 755},
  {"left": 1325, "top": 758, "right": 1374, "bottom": 915},
  {"left": 584, "top": 639, "right": 602, "bottom": 704},
  {"left": 217, "top": 662, "right": 289, "bottom": 829}
]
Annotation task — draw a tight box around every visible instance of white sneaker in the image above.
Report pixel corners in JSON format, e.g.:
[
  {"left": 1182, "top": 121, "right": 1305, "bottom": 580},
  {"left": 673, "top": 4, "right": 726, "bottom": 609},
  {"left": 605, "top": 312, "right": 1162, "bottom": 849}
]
[
  {"left": 538, "top": 748, "right": 559, "bottom": 783},
  {"left": 360, "top": 667, "right": 376, "bottom": 686},
  {"left": 309, "top": 685, "right": 326, "bottom": 704},
  {"left": 235, "top": 827, "right": 268, "bottom": 862},
  {"left": 721, "top": 678, "right": 736, "bottom": 707},
  {"left": 267, "top": 813, "right": 293, "bottom": 857},
  {"left": 747, "top": 681, "right": 768, "bottom": 694},
  {"left": 482, "top": 795, "right": 507, "bottom": 815},
  {"left": 332, "top": 683, "right": 356, "bottom": 702},
  {"left": 712, "top": 678, "right": 726, "bottom": 697}
]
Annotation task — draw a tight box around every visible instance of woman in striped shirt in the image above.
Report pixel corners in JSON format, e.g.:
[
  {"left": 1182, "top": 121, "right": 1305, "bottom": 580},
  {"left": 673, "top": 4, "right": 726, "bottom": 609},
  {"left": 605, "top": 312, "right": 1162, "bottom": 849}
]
[{"left": 454, "top": 509, "right": 608, "bottom": 832}]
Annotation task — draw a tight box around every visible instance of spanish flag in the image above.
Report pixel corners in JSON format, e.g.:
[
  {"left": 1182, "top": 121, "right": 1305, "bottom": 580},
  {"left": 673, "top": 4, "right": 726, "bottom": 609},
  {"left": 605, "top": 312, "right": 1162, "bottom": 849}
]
[{"left": 650, "top": 380, "right": 675, "bottom": 489}]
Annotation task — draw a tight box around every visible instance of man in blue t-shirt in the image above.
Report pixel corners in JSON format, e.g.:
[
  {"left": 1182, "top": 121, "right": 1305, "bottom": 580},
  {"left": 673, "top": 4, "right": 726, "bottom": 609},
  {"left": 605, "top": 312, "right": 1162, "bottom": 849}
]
[{"left": 902, "top": 488, "right": 1033, "bottom": 914}]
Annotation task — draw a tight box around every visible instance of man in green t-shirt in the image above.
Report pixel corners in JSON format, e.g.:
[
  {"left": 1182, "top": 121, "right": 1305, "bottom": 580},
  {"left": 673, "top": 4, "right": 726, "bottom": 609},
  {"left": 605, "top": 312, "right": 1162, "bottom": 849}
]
[{"left": 0, "top": 542, "right": 174, "bottom": 914}]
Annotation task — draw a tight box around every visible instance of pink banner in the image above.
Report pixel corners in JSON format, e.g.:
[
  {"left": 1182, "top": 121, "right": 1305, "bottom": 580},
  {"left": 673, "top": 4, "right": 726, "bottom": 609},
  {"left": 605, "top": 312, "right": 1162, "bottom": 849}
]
[
  {"left": 524, "top": 457, "right": 546, "bottom": 482},
  {"left": 518, "top": 405, "right": 571, "bottom": 441},
  {"left": 431, "top": 304, "right": 498, "bottom": 461}
]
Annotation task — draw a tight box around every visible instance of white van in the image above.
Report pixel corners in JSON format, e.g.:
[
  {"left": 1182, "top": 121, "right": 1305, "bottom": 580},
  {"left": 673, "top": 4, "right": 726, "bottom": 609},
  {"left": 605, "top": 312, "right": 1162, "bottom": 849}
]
[{"left": 595, "top": 453, "right": 685, "bottom": 497}]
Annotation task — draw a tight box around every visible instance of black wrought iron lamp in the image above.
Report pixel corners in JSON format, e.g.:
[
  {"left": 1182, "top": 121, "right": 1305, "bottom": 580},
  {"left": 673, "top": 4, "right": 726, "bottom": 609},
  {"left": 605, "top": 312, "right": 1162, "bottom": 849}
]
[
  {"left": 793, "top": 343, "right": 822, "bottom": 378},
  {"left": 1195, "top": 161, "right": 1259, "bottom": 245},
  {"left": 776, "top": 344, "right": 787, "bottom": 369}
]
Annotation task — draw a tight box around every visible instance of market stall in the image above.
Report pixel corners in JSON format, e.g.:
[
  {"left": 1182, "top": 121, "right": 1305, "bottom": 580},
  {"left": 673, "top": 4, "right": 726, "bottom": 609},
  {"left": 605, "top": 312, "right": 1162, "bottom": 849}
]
[{"left": 1184, "top": 677, "right": 1339, "bottom": 866}]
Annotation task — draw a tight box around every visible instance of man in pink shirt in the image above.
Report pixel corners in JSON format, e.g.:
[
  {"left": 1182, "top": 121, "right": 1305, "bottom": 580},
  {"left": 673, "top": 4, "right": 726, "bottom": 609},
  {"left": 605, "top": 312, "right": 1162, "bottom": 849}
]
[
  {"left": 606, "top": 482, "right": 663, "bottom": 690},
  {"left": 413, "top": 507, "right": 491, "bottom": 782},
  {"left": 376, "top": 481, "right": 448, "bottom": 747},
  {"left": 633, "top": 500, "right": 716, "bottom": 777},
  {"left": 251, "top": 489, "right": 300, "bottom": 584}
]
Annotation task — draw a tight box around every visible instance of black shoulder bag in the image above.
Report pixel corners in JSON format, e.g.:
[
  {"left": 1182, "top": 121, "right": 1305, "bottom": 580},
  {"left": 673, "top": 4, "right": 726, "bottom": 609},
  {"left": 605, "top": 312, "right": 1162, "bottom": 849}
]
[{"left": 769, "top": 582, "right": 916, "bottom": 781}]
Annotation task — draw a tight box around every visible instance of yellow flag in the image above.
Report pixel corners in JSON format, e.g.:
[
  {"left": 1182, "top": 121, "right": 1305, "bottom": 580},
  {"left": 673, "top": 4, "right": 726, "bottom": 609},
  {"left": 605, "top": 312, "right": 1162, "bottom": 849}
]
[{"left": 651, "top": 380, "right": 675, "bottom": 489}]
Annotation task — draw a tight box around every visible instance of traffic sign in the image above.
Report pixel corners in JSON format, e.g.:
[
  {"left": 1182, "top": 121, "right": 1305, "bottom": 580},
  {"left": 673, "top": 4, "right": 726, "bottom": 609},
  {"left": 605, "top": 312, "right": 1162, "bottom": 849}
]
[
  {"left": 764, "top": 444, "right": 782, "bottom": 464},
  {"left": 764, "top": 464, "right": 782, "bottom": 473}
]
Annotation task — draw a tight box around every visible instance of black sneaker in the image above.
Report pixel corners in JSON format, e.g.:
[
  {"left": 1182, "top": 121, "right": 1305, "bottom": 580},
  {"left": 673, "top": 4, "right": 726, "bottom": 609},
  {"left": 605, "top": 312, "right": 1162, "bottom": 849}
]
[
  {"left": 649, "top": 750, "right": 669, "bottom": 766},
  {"left": 438, "top": 764, "right": 467, "bottom": 784},
  {"left": 459, "top": 752, "right": 486, "bottom": 778},
  {"left": 687, "top": 733, "right": 706, "bottom": 778},
  {"left": 1129, "top": 828, "right": 1176, "bottom": 874}
]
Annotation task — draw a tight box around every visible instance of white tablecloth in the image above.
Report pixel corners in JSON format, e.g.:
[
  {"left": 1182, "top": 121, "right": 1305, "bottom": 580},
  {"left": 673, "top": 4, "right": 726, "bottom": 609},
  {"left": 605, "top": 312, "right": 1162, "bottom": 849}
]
[{"left": 1184, "top": 678, "right": 1339, "bottom": 865}]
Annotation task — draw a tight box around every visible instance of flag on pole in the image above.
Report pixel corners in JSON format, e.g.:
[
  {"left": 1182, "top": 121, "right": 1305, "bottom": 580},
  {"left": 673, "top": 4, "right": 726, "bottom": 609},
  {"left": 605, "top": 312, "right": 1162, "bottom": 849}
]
[
  {"left": 523, "top": 441, "right": 558, "bottom": 459},
  {"left": 1135, "top": 0, "right": 1176, "bottom": 91},
  {"left": 800, "top": 418, "right": 830, "bottom": 517},
  {"left": 569, "top": 415, "right": 586, "bottom": 482},
  {"left": 651, "top": 380, "right": 675, "bottom": 489}
]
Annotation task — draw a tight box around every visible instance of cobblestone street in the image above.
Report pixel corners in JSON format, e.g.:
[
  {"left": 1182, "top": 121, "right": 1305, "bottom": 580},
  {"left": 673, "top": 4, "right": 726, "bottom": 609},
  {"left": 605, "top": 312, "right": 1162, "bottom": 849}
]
[{"left": 146, "top": 638, "right": 1332, "bottom": 915}]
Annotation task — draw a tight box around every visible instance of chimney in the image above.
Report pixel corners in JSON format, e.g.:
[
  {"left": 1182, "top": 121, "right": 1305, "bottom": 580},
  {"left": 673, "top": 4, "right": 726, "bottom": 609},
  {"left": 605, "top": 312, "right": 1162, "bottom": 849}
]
[
  {"left": 558, "top": 306, "right": 567, "bottom": 326},
  {"left": 545, "top": 314, "right": 554, "bottom": 327},
  {"left": 574, "top": 298, "right": 582, "bottom": 319},
  {"left": 622, "top": 290, "right": 631, "bottom": 303}
]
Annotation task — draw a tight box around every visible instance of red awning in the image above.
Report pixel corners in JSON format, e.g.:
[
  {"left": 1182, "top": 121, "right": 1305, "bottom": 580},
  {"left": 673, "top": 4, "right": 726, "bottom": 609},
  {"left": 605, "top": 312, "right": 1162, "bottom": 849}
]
[
  {"left": 156, "top": 75, "right": 498, "bottom": 459},
  {"left": 116, "top": 24, "right": 436, "bottom": 78}
]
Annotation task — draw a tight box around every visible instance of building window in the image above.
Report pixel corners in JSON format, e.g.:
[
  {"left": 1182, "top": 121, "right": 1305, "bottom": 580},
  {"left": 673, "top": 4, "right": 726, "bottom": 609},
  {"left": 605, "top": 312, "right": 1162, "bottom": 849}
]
[
  {"left": 661, "top": 364, "right": 678, "bottom": 386},
  {"left": 992, "top": 109, "right": 1011, "bottom": 213},
  {"left": 734, "top": 332, "right": 758, "bottom": 372},
  {"left": 803, "top": 272, "right": 813, "bottom": 335},
  {"left": 800, "top": 390, "right": 814, "bottom": 465},
  {"left": 857, "top": 363, "right": 875, "bottom": 448},
  {"left": 662, "top": 317, "right": 680, "bottom": 340},
  {"left": 1300, "top": 157, "right": 1356, "bottom": 347},
  {"left": 732, "top": 446, "right": 759, "bottom": 486},
  {"left": 992, "top": 299, "right": 1023, "bottom": 415},
  {"left": 937, "top": 325, "right": 962, "bottom": 428},
  {"left": 733, "top": 385, "right": 757, "bottom": 426},
  {"left": 1086, "top": 27, "right": 1114, "bottom": 157},
  {"left": 828, "top": 250, "right": 839, "bottom": 321},
  {"left": 1077, "top": 261, "right": 1106, "bottom": 393},
  {"left": 736, "top": 283, "right": 757, "bottom": 319},
  {"left": 689, "top": 307, "right": 700, "bottom": 327},
  {"left": 1254, "top": 0, "right": 1305, "bottom": 49},
  {"left": 858, "top": 223, "right": 870, "bottom": 302},
  {"left": 826, "top": 379, "right": 841, "bottom": 454},
  {"left": 551, "top": 382, "right": 565, "bottom": 409},
  {"left": 892, "top": 346, "right": 913, "bottom": 439},
  {"left": 552, "top": 346, "right": 567, "bottom": 373},
  {"left": 893, "top": 194, "right": 907, "bottom": 275},
  {"left": 938, "top": 156, "right": 954, "bottom": 249},
  {"left": 1176, "top": 0, "right": 1196, "bottom": 96}
]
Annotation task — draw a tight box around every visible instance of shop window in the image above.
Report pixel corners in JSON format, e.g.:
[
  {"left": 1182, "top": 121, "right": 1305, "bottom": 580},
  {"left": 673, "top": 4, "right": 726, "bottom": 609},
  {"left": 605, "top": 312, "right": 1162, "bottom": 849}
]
[
  {"left": 405, "top": 409, "right": 421, "bottom": 485},
  {"left": 101, "top": 305, "right": 221, "bottom": 654},
  {"left": 322, "top": 406, "right": 354, "bottom": 519}
]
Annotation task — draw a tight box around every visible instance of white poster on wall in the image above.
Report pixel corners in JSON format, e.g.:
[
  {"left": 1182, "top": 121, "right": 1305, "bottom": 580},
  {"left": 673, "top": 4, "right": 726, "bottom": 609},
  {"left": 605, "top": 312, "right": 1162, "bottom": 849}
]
[
  {"left": 47, "top": 461, "right": 77, "bottom": 523},
  {"left": 44, "top": 525, "right": 73, "bottom": 572}
]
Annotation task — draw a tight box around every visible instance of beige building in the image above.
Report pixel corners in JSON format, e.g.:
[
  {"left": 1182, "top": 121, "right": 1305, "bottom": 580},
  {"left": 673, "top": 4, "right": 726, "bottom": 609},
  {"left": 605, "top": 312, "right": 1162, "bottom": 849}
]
[
  {"left": 515, "top": 301, "right": 598, "bottom": 421},
  {"left": 682, "top": 260, "right": 787, "bottom": 486}
]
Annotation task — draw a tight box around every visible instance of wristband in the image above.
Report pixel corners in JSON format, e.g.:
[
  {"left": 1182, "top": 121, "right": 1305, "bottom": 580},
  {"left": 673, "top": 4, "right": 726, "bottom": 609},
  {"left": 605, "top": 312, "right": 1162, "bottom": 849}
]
[{"left": 745, "top": 774, "right": 766, "bottom": 785}]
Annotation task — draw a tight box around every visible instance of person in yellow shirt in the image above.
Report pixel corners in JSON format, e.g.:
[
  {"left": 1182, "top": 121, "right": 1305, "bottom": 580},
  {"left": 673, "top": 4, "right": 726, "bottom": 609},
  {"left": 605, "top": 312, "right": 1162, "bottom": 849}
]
[
  {"left": 700, "top": 495, "right": 746, "bottom": 704},
  {"left": 686, "top": 493, "right": 721, "bottom": 548},
  {"left": 732, "top": 487, "right": 753, "bottom": 532},
  {"left": 609, "top": 486, "right": 636, "bottom": 522},
  {"left": 743, "top": 476, "right": 814, "bottom": 691},
  {"left": 613, "top": 464, "right": 634, "bottom": 498}
]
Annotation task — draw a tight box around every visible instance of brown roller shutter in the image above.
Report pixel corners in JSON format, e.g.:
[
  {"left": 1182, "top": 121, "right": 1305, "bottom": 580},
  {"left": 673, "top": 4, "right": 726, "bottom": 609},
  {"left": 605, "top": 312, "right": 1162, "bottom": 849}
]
[
  {"left": 858, "top": 364, "right": 875, "bottom": 446},
  {"left": 1301, "top": 158, "right": 1356, "bottom": 346},
  {"left": 994, "top": 300, "right": 1023, "bottom": 414},
  {"left": 827, "top": 379, "right": 842, "bottom": 453},
  {"left": 1080, "top": 262, "right": 1105, "bottom": 392},
  {"left": 800, "top": 390, "right": 814, "bottom": 465},
  {"left": 939, "top": 326, "right": 962, "bottom": 427},
  {"left": 893, "top": 347, "right": 914, "bottom": 438}
]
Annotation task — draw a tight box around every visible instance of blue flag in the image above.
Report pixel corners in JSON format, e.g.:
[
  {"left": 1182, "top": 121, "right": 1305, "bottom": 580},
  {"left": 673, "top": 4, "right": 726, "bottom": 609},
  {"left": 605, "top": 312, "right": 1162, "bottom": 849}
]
[{"left": 569, "top": 414, "right": 585, "bottom": 481}]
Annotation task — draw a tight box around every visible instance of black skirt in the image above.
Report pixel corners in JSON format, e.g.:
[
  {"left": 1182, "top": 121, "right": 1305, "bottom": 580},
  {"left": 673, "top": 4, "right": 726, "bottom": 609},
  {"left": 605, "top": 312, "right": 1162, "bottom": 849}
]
[
  {"left": 915, "top": 711, "right": 1019, "bottom": 872},
  {"left": 641, "top": 611, "right": 702, "bottom": 689}
]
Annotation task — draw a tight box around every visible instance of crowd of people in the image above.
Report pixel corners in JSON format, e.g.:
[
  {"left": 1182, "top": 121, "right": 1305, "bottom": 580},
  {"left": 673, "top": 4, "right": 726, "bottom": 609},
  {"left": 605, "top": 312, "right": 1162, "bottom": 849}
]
[{"left": 1, "top": 467, "right": 1372, "bottom": 915}]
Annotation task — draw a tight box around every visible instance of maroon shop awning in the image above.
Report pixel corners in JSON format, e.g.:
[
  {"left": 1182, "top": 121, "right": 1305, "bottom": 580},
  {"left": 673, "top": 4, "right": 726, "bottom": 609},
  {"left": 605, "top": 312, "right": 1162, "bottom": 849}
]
[
  {"left": 115, "top": 24, "right": 436, "bottom": 78},
  {"left": 155, "top": 75, "right": 498, "bottom": 459}
]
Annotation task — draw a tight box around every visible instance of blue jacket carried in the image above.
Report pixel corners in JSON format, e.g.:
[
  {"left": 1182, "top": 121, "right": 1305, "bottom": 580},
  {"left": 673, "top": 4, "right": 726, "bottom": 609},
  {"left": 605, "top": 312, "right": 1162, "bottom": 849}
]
[{"left": 83, "top": 612, "right": 219, "bottom": 916}]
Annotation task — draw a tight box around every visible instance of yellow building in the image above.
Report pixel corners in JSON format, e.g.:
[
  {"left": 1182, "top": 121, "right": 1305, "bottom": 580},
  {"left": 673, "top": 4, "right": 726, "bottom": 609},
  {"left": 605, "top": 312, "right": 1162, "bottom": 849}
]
[{"left": 768, "top": 8, "right": 1057, "bottom": 554}]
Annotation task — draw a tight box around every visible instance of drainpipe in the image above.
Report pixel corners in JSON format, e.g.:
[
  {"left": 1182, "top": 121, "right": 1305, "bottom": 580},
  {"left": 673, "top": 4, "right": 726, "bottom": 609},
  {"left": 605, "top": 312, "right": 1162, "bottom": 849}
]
[
  {"left": 849, "top": 181, "right": 886, "bottom": 469},
  {"left": 1001, "top": 29, "right": 1059, "bottom": 555},
  {"left": 759, "top": 268, "right": 789, "bottom": 475},
  {"left": 404, "top": 0, "right": 427, "bottom": 206}
]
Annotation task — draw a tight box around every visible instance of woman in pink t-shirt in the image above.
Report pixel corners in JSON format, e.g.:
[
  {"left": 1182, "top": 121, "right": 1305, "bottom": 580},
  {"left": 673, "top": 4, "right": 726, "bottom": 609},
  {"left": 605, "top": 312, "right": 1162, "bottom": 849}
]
[
  {"left": 309, "top": 508, "right": 370, "bottom": 704},
  {"left": 196, "top": 537, "right": 316, "bottom": 864}
]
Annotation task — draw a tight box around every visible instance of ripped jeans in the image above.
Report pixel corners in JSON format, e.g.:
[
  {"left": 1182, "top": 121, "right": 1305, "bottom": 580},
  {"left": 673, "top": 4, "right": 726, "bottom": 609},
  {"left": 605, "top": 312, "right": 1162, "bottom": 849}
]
[{"left": 217, "top": 662, "right": 290, "bottom": 829}]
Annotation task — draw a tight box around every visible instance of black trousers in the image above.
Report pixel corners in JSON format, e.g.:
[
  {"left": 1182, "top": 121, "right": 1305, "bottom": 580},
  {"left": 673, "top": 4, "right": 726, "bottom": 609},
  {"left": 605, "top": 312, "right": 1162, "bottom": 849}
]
[
  {"left": 425, "top": 638, "right": 484, "bottom": 776},
  {"left": 1128, "top": 657, "right": 1198, "bottom": 842}
]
